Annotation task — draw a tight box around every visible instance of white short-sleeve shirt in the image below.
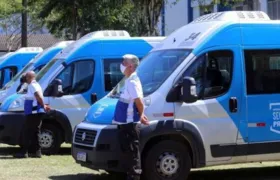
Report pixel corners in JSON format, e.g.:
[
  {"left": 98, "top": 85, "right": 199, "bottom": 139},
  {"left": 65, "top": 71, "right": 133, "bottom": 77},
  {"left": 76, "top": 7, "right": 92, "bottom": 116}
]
[
  {"left": 25, "top": 80, "right": 43, "bottom": 101},
  {"left": 24, "top": 80, "right": 44, "bottom": 114},
  {"left": 113, "top": 72, "right": 143, "bottom": 124}
]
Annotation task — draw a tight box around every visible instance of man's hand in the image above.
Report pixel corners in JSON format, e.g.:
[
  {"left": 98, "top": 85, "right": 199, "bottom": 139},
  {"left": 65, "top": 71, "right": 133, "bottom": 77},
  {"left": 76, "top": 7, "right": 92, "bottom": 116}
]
[
  {"left": 140, "top": 114, "right": 149, "bottom": 125},
  {"left": 44, "top": 104, "right": 51, "bottom": 112}
]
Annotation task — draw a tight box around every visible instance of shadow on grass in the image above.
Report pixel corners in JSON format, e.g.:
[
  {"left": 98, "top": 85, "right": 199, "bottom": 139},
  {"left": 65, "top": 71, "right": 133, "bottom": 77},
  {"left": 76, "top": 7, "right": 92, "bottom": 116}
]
[
  {"left": 0, "top": 145, "right": 71, "bottom": 156},
  {"left": 188, "top": 165, "right": 280, "bottom": 180},
  {"left": 0, "top": 156, "right": 16, "bottom": 159},
  {"left": 49, "top": 166, "right": 280, "bottom": 180},
  {"left": 49, "top": 173, "right": 113, "bottom": 180}
]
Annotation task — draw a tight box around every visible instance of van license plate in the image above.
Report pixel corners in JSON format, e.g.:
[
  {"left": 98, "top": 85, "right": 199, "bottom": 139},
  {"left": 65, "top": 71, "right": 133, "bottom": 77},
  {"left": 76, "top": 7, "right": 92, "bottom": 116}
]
[{"left": 77, "top": 152, "right": 86, "bottom": 162}]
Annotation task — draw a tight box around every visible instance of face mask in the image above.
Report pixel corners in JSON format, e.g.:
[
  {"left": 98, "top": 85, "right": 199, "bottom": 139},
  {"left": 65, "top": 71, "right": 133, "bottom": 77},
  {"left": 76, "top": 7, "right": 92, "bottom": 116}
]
[{"left": 120, "top": 64, "right": 126, "bottom": 74}]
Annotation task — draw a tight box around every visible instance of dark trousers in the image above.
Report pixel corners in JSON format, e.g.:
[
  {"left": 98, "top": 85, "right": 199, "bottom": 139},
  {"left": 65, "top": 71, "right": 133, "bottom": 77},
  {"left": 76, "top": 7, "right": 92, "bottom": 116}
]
[
  {"left": 21, "top": 113, "right": 43, "bottom": 154},
  {"left": 118, "top": 122, "right": 141, "bottom": 180}
]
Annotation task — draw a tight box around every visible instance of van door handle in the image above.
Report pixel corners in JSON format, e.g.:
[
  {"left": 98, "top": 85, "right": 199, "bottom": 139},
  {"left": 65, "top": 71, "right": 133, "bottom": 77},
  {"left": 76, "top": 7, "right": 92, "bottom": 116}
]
[
  {"left": 91, "top": 93, "right": 97, "bottom": 104},
  {"left": 229, "top": 97, "right": 237, "bottom": 113}
]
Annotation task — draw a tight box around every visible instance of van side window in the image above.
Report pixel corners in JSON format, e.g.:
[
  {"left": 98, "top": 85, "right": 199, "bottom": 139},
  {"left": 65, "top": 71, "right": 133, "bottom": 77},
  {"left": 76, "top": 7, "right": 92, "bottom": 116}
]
[
  {"left": 55, "top": 60, "right": 95, "bottom": 95},
  {"left": 72, "top": 60, "right": 94, "bottom": 94},
  {"left": 56, "top": 65, "right": 73, "bottom": 95},
  {"left": 245, "top": 50, "right": 280, "bottom": 94},
  {"left": 103, "top": 59, "right": 124, "bottom": 91},
  {"left": 103, "top": 58, "right": 142, "bottom": 91},
  {"left": 185, "top": 50, "right": 233, "bottom": 99},
  {"left": 0, "top": 66, "right": 18, "bottom": 87}
]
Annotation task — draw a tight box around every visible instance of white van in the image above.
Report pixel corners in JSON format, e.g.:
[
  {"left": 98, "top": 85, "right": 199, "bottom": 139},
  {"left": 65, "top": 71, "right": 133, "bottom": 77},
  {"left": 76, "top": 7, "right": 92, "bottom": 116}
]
[{"left": 72, "top": 11, "right": 280, "bottom": 180}]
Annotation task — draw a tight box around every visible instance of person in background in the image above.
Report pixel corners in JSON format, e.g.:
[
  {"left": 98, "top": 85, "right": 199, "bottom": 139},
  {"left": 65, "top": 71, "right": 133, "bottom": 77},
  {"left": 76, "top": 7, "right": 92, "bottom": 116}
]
[
  {"left": 113, "top": 54, "right": 149, "bottom": 180},
  {"left": 14, "top": 71, "right": 50, "bottom": 158}
]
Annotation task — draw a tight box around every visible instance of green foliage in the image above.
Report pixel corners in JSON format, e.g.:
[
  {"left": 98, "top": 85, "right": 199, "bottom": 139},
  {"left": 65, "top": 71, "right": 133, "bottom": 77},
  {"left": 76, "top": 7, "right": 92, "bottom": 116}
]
[
  {"left": 0, "top": 0, "right": 22, "bottom": 18},
  {"left": 28, "top": 0, "right": 139, "bottom": 39},
  {"left": 193, "top": 0, "right": 245, "bottom": 12},
  {"left": 29, "top": 0, "right": 167, "bottom": 38}
]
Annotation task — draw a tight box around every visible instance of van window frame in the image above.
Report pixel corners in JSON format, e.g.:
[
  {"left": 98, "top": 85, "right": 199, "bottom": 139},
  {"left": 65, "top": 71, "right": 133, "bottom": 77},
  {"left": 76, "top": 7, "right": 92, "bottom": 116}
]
[
  {"left": 178, "top": 49, "right": 234, "bottom": 100},
  {"left": 102, "top": 58, "right": 144, "bottom": 92},
  {"left": 103, "top": 58, "right": 125, "bottom": 92},
  {"left": 244, "top": 49, "right": 280, "bottom": 95},
  {"left": 51, "top": 59, "right": 95, "bottom": 96},
  {"left": 0, "top": 66, "right": 18, "bottom": 88}
]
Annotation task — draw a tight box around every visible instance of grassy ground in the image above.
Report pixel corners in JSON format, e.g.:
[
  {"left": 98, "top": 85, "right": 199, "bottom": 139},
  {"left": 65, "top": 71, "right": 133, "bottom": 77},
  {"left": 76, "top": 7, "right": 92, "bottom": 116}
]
[{"left": 1, "top": 144, "right": 280, "bottom": 180}]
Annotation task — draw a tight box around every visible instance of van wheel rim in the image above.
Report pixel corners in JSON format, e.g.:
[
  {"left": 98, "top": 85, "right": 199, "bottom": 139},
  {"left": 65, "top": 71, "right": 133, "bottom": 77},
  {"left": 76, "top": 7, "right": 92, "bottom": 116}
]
[
  {"left": 39, "top": 130, "right": 54, "bottom": 149},
  {"left": 156, "top": 152, "right": 179, "bottom": 177}
]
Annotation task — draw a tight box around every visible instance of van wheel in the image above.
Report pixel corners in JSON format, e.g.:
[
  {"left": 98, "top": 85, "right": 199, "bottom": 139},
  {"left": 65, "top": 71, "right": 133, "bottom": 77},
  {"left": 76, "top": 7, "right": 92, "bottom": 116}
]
[
  {"left": 143, "top": 140, "right": 191, "bottom": 180},
  {"left": 39, "top": 123, "right": 62, "bottom": 155}
]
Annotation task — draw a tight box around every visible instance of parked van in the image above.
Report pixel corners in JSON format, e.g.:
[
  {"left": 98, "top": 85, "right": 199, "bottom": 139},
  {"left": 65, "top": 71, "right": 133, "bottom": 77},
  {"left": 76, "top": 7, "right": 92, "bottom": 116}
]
[
  {"left": 71, "top": 11, "right": 280, "bottom": 179},
  {"left": 0, "top": 30, "right": 164, "bottom": 154},
  {"left": 0, "top": 41, "right": 74, "bottom": 105},
  {"left": 0, "top": 47, "right": 43, "bottom": 88}
]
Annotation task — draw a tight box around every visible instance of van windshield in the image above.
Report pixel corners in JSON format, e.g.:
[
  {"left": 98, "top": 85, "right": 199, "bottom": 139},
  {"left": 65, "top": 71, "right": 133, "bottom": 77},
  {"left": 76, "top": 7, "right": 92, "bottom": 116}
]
[
  {"left": 109, "top": 49, "right": 191, "bottom": 97},
  {"left": 36, "top": 58, "right": 62, "bottom": 82},
  {"left": 2, "top": 62, "right": 35, "bottom": 90}
]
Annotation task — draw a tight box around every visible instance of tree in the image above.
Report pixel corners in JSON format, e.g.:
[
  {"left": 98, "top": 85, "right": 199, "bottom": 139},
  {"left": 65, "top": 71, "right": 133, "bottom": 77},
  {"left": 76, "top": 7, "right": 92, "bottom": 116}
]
[
  {"left": 0, "top": 0, "right": 45, "bottom": 51},
  {"left": 29, "top": 0, "right": 175, "bottom": 37},
  {"left": 22, "top": 0, "right": 27, "bottom": 47},
  {"left": 28, "top": 0, "right": 136, "bottom": 39},
  {"left": 192, "top": 0, "right": 245, "bottom": 14}
]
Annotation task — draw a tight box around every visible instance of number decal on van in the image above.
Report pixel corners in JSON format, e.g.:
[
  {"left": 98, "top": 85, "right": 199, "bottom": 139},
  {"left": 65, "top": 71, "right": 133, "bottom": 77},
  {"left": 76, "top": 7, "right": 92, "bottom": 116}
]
[{"left": 179, "top": 32, "right": 201, "bottom": 47}]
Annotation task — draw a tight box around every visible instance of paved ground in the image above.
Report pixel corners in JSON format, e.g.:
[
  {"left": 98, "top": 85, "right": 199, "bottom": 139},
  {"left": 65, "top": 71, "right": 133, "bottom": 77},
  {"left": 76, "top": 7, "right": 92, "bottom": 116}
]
[{"left": 0, "top": 144, "right": 280, "bottom": 180}]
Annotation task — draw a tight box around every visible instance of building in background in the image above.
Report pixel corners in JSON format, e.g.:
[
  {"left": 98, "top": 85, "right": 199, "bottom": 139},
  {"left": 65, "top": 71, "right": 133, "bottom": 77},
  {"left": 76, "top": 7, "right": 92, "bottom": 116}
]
[{"left": 159, "top": 0, "right": 277, "bottom": 36}]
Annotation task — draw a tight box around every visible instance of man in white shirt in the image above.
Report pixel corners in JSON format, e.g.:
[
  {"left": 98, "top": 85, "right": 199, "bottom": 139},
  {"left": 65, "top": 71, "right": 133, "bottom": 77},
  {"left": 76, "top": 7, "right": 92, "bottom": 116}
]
[
  {"left": 14, "top": 71, "right": 50, "bottom": 158},
  {"left": 113, "top": 54, "right": 149, "bottom": 180}
]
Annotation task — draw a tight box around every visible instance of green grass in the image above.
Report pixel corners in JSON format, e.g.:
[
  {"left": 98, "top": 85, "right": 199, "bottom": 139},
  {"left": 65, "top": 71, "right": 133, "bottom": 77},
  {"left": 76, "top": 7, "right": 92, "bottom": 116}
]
[{"left": 1, "top": 143, "right": 280, "bottom": 180}]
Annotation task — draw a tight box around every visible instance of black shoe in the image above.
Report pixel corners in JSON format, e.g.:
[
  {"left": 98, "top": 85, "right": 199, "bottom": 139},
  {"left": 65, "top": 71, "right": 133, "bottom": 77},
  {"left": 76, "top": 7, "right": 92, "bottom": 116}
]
[
  {"left": 13, "top": 153, "right": 28, "bottom": 158},
  {"left": 29, "top": 151, "right": 42, "bottom": 158}
]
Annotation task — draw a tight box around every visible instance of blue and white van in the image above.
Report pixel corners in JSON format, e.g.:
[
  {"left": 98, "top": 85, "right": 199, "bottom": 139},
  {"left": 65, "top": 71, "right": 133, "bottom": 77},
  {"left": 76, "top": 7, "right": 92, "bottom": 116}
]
[
  {"left": 0, "top": 41, "right": 74, "bottom": 105},
  {"left": 0, "top": 47, "right": 43, "bottom": 88},
  {"left": 71, "top": 11, "right": 280, "bottom": 179},
  {"left": 0, "top": 30, "right": 164, "bottom": 154}
]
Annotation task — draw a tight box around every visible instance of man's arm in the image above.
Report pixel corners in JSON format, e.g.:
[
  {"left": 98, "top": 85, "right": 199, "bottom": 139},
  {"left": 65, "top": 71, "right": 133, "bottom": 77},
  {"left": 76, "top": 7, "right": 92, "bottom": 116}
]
[
  {"left": 31, "top": 84, "right": 50, "bottom": 112},
  {"left": 134, "top": 98, "right": 144, "bottom": 117},
  {"left": 34, "top": 92, "right": 50, "bottom": 112},
  {"left": 34, "top": 92, "right": 45, "bottom": 107},
  {"left": 134, "top": 97, "right": 149, "bottom": 125}
]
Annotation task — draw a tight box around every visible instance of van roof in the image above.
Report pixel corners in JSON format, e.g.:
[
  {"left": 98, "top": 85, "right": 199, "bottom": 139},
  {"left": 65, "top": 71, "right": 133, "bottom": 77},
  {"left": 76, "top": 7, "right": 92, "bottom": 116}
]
[
  {"left": 191, "top": 11, "right": 270, "bottom": 23},
  {"left": 14, "top": 47, "right": 43, "bottom": 53},
  {"left": 151, "top": 11, "right": 280, "bottom": 52},
  {"left": 54, "top": 30, "right": 165, "bottom": 60},
  {"left": 29, "top": 41, "right": 75, "bottom": 64}
]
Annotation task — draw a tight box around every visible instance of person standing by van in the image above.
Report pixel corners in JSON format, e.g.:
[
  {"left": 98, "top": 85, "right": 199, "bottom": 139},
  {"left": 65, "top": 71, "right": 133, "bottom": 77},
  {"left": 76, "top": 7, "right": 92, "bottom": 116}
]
[
  {"left": 113, "top": 54, "right": 149, "bottom": 180},
  {"left": 14, "top": 71, "right": 50, "bottom": 158}
]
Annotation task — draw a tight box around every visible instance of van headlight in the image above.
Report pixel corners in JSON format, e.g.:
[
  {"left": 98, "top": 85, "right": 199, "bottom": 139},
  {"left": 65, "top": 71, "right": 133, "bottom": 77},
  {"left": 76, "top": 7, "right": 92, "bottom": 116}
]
[{"left": 9, "top": 99, "right": 23, "bottom": 109}]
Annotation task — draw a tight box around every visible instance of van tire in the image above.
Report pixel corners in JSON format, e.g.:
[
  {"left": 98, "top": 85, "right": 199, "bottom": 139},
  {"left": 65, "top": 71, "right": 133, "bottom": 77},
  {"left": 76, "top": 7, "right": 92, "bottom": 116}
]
[
  {"left": 142, "top": 140, "right": 191, "bottom": 180},
  {"left": 40, "top": 123, "right": 62, "bottom": 155}
]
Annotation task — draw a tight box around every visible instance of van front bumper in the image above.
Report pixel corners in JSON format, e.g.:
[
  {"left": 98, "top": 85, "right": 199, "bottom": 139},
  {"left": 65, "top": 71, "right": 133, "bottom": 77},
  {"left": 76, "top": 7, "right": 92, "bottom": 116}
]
[
  {"left": 0, "top": 111, "right": 25, "bottom": 145},
  {"left": 71, "top": 122, "right": 126, "bottom": 172}
]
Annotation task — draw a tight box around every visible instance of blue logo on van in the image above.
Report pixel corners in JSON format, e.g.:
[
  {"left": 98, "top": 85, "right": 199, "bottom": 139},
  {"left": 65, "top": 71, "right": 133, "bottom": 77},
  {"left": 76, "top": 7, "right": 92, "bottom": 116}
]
[{"left": 270, "top": 103, "right": 280, "bottom": 134}]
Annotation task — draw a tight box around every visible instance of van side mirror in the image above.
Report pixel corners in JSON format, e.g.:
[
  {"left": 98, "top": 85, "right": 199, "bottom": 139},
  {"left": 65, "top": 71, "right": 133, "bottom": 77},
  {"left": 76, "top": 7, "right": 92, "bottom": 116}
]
[
  {"left": 181, "top": 76, "right": 197, "bottom": 103},
  {"left": 44, "top": 79, "right": 64, "bottom": 97}
]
